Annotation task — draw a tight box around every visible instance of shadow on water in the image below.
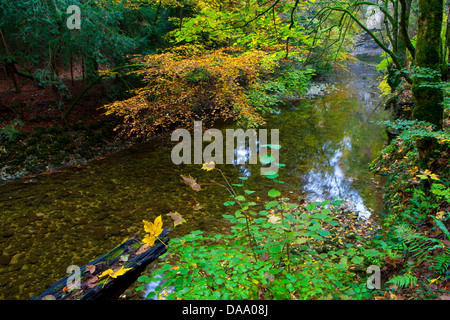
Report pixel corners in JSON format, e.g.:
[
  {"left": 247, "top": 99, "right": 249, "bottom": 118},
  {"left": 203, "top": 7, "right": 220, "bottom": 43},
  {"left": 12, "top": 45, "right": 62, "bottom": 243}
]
[{"left": 0, "top": 61, "right": 389, "bottom": 299}]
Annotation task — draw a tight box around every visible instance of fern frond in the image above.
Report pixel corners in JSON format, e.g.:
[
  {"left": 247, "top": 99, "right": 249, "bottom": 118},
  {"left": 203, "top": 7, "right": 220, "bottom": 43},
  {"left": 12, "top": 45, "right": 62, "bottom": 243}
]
[
  {"left": 431, "top": 247, "right": 450, "bottom": 275},
  {"left": 393, "top": 223, "right": 444, "bottom": 261},
  {"left": 394, "top": 223, "right": 421, "bottom": 241},
  {"left": 386, "top": 273, "right": 418, "bottom": 289}
]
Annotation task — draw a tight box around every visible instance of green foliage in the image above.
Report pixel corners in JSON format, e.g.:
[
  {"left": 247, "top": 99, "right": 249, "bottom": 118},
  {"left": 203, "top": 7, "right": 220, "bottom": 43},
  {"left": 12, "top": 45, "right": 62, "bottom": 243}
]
[
  {"left": 377, "top": 119, "right": 450, "bottom": 145},
  {"left": 0, "top": 119, "right": 24, "bottom": 143},
  {"left": 0, "top": 0, "right": 177, "bottom": 88},
  {"left": 370, "top": 119, "right": 450, "bottom": 224},
  {"left": 137, "top": 146, "right": 379, "bottom": 300},
  {"left": 430, "top": 251, "right": 450, "bottom": 276},
  {"left": 370, "top": 116, "right": 450, "bottom": 285}
]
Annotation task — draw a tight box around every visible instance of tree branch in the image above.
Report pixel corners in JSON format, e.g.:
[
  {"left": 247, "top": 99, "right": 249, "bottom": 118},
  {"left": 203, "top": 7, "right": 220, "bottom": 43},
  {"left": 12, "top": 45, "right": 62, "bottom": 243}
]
[
  {"left": 324, "top": 6, "right": 412, "bottom": 84},
  {"left": 352, "top": 1, "right": 396, "bottom": 26},
  {"left": 399, "top": 0, "right": 415, "bottom": 59},
  {"left": 63, "top": 64, "right": 143, "bottom": 121}
]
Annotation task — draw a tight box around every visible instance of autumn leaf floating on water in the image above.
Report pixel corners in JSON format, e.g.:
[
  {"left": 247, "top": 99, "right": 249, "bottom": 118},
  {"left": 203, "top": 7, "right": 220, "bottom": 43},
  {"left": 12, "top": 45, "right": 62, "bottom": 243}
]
[
  {"left": 181, "top": 174, "right": 201, "bottom": 191},
  {"left": 202, "top": 161, "right": 215, "bottom": 171},
  {"left": 167, "top": 211, "right": 187, "bottom": 227},
  {"left": 189, "top": 199, "right": 203, "bottom": 211}
]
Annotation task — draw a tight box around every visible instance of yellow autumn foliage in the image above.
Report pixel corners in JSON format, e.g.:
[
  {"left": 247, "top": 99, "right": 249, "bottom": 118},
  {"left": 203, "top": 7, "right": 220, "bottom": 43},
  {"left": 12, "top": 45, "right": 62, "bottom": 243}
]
[
  {"left": 99, "top": 266, "right": 132, "bottom": 279},
  {"left": 103, "top": 46, "right": 279, "bottom": 138}
]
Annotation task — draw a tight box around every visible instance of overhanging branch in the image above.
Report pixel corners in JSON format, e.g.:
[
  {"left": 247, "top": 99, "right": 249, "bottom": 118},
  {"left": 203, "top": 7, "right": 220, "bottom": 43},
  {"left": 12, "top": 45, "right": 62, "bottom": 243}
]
[{"left": 323, "top": 6, "right": 412, "bottom": 84}]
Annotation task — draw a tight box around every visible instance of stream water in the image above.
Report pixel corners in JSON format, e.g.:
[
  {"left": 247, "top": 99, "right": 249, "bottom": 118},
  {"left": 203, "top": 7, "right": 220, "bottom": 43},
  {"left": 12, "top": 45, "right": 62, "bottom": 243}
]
[{"left": 0, "top": 60, "right": 389, "bottom": 300}]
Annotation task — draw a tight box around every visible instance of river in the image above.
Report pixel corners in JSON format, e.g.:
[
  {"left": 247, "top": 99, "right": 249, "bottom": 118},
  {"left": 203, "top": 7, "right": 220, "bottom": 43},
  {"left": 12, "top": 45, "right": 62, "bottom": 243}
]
[{"left": 0, "top": 60, "right": 389, "bottom": 300}]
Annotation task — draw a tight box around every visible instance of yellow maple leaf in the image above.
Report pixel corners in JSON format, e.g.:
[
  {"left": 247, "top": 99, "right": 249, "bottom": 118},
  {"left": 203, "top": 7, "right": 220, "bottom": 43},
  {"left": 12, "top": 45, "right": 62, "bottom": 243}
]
[
  {"left": 99, "top": 266, "right": 132, "bottom": 280},
  {"left": 142, "top": 234, "right": 156, "bottom": 246},
  {"left": 143, "top": 215, "right": 163, "bottom": 237}
]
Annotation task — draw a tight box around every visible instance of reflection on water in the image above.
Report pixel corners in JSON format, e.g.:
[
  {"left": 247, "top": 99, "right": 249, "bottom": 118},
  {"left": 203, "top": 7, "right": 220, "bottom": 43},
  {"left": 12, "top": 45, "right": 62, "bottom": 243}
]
[
  {"left": 298, "top": 62, "right": 387, "bottom": 219},
  {"left": 303, "top": 135, "right": 372, "bottom": 219},
  {"left": 234, "top": 142, "right": 252, "bottom": 177},
  {"left": 0, "top": 61, "right": 388, "bottom": 300}
]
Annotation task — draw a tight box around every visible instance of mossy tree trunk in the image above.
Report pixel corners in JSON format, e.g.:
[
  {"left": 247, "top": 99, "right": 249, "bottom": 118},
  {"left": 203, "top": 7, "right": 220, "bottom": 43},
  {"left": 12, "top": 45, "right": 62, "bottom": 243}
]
[
  {"left": 443, "top": 2, "right": 450, "bottom": 79},
  {"left": 412, "top": 0, "right": 444, "bottom": 163}
]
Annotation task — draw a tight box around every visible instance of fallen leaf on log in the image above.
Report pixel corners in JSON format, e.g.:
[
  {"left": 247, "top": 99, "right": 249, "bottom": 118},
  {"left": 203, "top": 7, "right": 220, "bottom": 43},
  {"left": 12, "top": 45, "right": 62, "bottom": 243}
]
[
  {"left": 84, "top": 275, "right": 99, "bottom": 289},
  {"left": 136, "top": 244, "right": 151, "bottom": 255}
]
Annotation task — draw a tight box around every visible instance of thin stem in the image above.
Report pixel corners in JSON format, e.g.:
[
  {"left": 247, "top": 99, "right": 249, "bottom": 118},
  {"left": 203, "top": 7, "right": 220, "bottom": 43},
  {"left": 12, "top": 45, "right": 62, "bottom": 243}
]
[{"left": 210, "top": 169, "right": 258, "bottom": 261}]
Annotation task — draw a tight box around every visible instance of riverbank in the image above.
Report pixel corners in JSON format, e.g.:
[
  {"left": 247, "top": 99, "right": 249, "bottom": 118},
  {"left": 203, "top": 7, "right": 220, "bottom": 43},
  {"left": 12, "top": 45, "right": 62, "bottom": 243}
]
[
  {"left": 0, "top": 66, "right": 334, "bottom": 183},
  {"left": 0, "top": 78, "right": 135, "bottom": 182}
]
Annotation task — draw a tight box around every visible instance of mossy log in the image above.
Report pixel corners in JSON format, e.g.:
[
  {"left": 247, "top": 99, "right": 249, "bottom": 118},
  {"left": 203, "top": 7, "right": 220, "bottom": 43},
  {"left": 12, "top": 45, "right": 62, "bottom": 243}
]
[{"left": 31, "top": 228, "right": 170, "bottom": 300}]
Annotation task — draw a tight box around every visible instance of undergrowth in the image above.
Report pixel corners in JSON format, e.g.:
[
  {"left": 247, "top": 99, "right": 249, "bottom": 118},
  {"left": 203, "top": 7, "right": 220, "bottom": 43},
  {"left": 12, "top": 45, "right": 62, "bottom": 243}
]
[
  {"left": 137, "top": 146, "right": 383, "bottom": 300},
  {"left": 369, "top": 112, "right": 450, "bottom": 298}
]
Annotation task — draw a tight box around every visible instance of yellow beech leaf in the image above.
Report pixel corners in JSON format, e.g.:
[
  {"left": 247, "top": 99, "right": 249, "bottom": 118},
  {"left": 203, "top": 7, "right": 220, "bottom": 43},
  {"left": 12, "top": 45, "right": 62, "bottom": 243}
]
[
  {"left": 430, "top": 276, "right": 441, "bottom": 284},
  {"left": 430, "top": 173, "right": 440, "bottom": 180}
]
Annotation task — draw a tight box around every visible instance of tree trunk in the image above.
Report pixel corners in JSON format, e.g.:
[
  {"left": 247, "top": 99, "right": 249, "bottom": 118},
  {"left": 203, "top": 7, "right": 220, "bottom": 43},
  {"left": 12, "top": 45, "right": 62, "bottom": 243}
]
[
  {"left": 412, "top": 0, "right": 444, "bottom": 128},
  {"left": 399, "top": 0, "right": 415, "bottom": 62},
  {"left": 412, "top": 0, "right": 444, "bottom": 163},
  {"left": 443, "top": 2, "right": 450, "bottom": 79},
  {"left": 393, "top": 0, "right": 399, "bottom": 52},
  {"left": 0, "top": 28, "right": 21, "bottom": 94}
]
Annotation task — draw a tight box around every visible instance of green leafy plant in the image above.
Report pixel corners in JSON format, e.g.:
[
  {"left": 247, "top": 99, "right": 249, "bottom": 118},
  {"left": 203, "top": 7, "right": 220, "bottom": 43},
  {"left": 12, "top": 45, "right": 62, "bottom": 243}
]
[
  {"left": 0, "top": 119, "right": 24, "bottom": 143},
  {"left": 137, "top": 145, "right": 379, "bottom": 300}
]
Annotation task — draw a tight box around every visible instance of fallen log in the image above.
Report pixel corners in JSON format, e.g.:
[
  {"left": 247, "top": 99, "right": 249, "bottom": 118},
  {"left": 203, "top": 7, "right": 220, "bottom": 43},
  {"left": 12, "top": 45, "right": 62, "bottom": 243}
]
[{"left": 31, "top": 228, "right": 170, "bottom": 300}]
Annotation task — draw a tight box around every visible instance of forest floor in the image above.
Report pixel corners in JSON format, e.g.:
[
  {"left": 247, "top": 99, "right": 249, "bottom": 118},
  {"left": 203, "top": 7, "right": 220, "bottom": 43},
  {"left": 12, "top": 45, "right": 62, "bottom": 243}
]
[{"left": 0, "top": 77, "right": 130, "bottom": 182}]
